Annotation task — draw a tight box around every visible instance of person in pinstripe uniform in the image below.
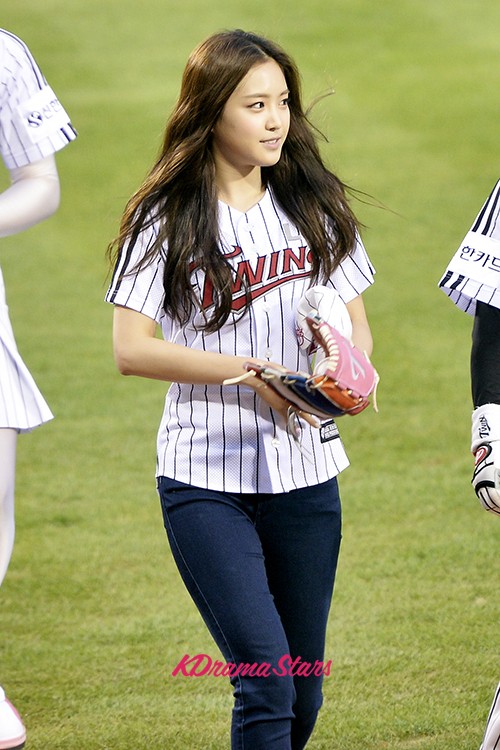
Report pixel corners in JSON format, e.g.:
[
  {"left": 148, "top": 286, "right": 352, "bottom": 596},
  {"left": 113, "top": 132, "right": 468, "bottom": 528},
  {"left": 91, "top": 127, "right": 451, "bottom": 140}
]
[
  {"left": 0, "top": 28, "right": 76, "bottom": 750},
  {"left": 440, "top": 180, "right": 500, "bottom": 750},
  {"left": 107, "top": 30, "right": 374, "bottom": 750}
]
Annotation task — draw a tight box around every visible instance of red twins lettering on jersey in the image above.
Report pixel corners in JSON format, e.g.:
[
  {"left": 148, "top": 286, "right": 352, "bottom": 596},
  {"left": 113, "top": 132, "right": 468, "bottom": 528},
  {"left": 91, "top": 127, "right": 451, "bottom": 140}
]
[{"left": 192, "top": 245, "right": 313, "bottom": 311}]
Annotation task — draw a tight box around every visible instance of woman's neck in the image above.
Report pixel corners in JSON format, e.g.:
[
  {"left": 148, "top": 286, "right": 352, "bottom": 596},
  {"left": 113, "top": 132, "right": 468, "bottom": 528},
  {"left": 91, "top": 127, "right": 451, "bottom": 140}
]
[{"left": 216, "top": 167, "right": 265, "bottom": 213}]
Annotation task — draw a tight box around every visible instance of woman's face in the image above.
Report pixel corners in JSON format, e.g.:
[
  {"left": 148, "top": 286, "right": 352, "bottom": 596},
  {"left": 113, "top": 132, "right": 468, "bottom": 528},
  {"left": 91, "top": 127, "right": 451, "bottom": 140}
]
[{"left": 212, "top": 59, "right": 290, "bottom": 178}]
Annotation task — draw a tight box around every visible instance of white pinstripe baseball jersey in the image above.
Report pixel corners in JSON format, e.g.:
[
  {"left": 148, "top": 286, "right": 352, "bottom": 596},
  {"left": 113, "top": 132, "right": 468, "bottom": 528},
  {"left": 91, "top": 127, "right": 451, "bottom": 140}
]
[
  {"left": 0, "top": 269, "right": 53, "bottom": 430},
  {"left": 439, "top": 179, "right": 500, "bottom": 314},
  {"left": 107, "top": 189, "right": 375, "bottom": 493},
  {"left": 0, "top": 29, "right": 76, "bottom": 431},
  {"left": 0, "top": 29, "right": 76, "bottom": 169},
  {"left": 480, "top": 681, "right": 500, "bottom": 750}
]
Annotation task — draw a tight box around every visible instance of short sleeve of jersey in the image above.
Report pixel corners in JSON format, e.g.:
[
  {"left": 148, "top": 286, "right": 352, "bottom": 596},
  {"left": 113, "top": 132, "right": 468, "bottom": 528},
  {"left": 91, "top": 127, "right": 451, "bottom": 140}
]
[
  {"left": 439, "top": 179, "right": 500, "bottom": 314},
  {"left": 330, "top": 234, "right": 375, "bottom": 302},
  {"left": 105, "top": 222, "right": 166, "bottom": 323},
  {"left": 0, "top": 29, "right": 77, "bottom": 169}
]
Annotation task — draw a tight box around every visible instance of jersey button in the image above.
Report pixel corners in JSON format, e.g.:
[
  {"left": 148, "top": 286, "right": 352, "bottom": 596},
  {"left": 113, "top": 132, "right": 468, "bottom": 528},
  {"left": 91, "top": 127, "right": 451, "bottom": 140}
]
[
  {"left": 265, "top": 348, "right": 273, "bottom": 359},
  {"left": 271, "top": 437, "right": 280, "bottom": 448}
]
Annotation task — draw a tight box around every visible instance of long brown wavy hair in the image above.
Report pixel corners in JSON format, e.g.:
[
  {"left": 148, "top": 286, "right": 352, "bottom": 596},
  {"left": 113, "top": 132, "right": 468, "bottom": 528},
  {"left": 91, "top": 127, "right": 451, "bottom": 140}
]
[{"left": 108, "top": 29, "right": 360, "bottom": 332}]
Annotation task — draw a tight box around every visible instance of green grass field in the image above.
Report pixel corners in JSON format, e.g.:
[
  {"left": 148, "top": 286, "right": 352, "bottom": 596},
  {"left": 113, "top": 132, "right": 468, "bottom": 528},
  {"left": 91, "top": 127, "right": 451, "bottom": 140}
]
[{"left": 1, "top": 1, "right": 499, "bottom": 747}]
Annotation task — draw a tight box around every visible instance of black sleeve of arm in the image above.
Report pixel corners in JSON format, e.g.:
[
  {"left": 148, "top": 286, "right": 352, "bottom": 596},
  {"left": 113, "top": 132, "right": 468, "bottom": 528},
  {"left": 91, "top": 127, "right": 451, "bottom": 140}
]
[{"left": 471, "top": 301, "right": 500, "bottom": 407}]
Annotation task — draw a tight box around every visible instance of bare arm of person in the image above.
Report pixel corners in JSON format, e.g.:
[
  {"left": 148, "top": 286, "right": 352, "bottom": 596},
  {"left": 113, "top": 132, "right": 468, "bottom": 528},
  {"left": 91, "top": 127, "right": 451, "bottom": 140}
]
[
  {"left": 0, "top": 155, "right": 60, "bottom": 238},
  {"left": 347, "top": 294, "right": 373, "bottom": 356},
  {"left": 112, "top": 305, "right": 318, "bottom": 425}
]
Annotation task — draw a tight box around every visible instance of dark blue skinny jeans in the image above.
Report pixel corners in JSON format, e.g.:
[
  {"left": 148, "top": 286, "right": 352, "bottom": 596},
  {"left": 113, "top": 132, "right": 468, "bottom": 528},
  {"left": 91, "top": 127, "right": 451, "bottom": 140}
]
[{"left": 158, "top": 475, "right": 342, "bottom": 750}]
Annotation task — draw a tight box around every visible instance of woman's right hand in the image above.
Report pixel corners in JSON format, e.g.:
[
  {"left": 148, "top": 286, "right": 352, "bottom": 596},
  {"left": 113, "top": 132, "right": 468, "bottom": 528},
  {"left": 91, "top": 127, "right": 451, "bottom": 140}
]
[{"left": 235, "top": 362, "right": 320, "bottom": 429}]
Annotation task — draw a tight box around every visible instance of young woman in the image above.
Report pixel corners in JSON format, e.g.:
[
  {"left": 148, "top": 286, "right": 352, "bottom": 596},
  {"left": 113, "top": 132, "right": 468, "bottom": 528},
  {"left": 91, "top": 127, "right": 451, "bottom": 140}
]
[
  {"left": 107, "top": 29, "right": 374, "bottom": 750},
  {"left": 0, "top": 28, "right": 76, "bottom": 750}
]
